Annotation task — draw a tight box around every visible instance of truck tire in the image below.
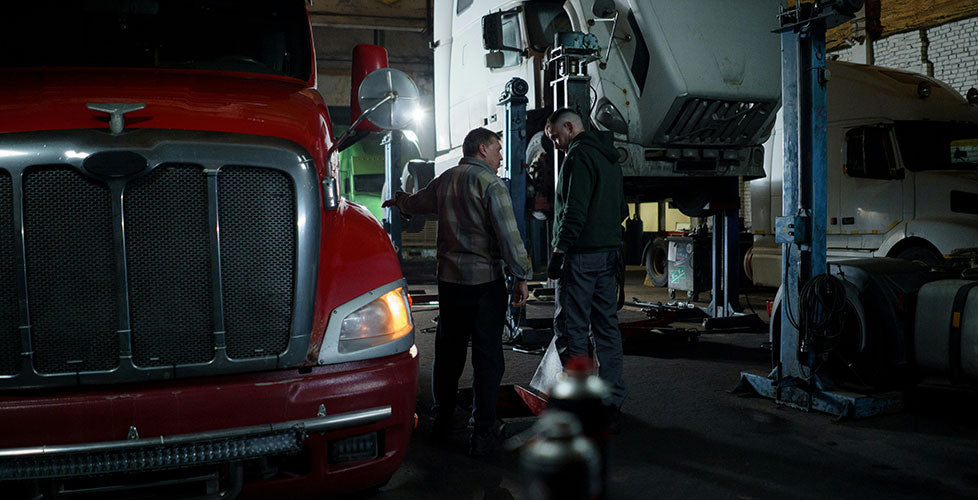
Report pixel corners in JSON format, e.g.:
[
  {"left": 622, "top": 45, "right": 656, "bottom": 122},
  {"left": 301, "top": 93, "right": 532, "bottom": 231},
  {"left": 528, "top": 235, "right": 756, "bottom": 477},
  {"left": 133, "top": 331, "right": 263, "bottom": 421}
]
[
  {"left": 892, "top": 245, "right": 943, "bottom": 267},
  {"left": 644, "top": 237, "right": 668, "bottom": 287}
]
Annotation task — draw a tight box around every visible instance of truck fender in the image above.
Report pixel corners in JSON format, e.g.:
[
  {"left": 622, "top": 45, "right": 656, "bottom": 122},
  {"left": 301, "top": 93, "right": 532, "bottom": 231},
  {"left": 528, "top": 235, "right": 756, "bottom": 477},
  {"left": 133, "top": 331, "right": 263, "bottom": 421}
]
[
  {"left": 902, "top": 217, "right": 978, "bottom": 256},
  {"left": 875, "top": 221, "right": 909, "bottom": 257}
]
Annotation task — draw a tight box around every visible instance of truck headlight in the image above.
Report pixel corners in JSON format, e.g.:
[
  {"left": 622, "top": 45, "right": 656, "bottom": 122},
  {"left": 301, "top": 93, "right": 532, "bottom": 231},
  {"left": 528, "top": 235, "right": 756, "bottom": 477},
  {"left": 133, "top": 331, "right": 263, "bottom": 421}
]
[
  {"left": 338, "top": 287, "right": 413, "bottom": 353},
  {"left": 596, "top": 98, "right": 628, "bottom": 135}
]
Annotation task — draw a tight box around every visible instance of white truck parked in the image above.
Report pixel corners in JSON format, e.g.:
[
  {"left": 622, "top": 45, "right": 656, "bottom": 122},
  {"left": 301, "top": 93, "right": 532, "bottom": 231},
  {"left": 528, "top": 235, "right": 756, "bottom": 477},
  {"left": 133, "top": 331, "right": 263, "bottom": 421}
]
[
  {"left": 748, "top": 60, "right": 978, "bottom": 287},
  {"left": 432, "top": 0, "right": 781, "bottom": 216}
]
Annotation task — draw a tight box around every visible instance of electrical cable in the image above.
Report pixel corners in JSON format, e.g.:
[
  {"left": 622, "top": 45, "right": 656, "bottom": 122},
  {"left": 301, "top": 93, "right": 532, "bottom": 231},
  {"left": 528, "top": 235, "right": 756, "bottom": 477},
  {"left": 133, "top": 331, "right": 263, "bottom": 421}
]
[
  {"left": 798, "top": 272, "right": 849, "bottom": 382},
  {"left": 741, "top": 292, "right": 758, "bottom": 315},
  {"left": 781, "top": 251, "right": 801, "bottom": 330}
]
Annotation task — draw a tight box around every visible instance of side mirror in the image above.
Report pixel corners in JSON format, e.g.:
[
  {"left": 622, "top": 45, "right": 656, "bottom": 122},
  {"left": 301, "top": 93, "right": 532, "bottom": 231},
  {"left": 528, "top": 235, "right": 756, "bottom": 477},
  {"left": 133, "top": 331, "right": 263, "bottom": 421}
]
[
  {"left": 329, "top": 68, "right": 420, "bottom": 161},
  {"left": 326, "top": 66, "right": 420, "bottom": 211},
  {"left": 483, "top": 12, "right": 506, "bottom": 51},
  {"left": 592, "top": 0, "right": 616, "bottom": 18},
  {"left": 357, "top": 68, "right": 420, "bottom": 130},
  {"left": 482, "top": 9, "right": 523, "bottom": 54},
  {"left": 485, "top": 51, "right": 506, "bottom": 69}
]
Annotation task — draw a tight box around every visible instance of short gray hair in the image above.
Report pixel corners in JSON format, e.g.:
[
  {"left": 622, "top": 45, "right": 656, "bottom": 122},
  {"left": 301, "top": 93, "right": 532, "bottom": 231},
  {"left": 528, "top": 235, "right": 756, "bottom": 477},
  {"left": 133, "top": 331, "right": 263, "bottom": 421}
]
[{"left": 462, "top": 127, "right": 501, "bottom": 157}]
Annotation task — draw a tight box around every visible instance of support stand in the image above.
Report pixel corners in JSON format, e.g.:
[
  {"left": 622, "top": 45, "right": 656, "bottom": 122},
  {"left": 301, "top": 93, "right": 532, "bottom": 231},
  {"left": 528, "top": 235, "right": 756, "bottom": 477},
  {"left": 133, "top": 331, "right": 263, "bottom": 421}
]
[
  {"left": 382, "top": 129, "right": 403, "bottom": 256},
  {"left": 737, "top": 1, "right": 900, "bottom": 418},
  {"left": 499, "top": 78, "right": 530, "bottom": 244}
]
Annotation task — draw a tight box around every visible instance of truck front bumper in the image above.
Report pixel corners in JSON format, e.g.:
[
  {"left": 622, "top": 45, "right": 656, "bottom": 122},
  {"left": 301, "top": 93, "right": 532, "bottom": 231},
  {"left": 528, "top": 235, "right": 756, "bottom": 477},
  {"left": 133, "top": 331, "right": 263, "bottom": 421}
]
[{"left": 0, "top": 348, "right": 418, "bottom": 497}]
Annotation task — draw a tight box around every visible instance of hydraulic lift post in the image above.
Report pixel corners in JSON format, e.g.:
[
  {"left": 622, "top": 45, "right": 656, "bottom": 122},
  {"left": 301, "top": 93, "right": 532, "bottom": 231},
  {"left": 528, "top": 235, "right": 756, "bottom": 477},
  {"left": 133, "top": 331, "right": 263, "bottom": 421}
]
[
  {"left": 382, "top": 129, "right": 404, "bottom": 256},
  {"left": 736, "top": 0, "right": 902, "bottom": 418},
  {"left": 499, "top": 77, "right": 530, "bottom": 245}
]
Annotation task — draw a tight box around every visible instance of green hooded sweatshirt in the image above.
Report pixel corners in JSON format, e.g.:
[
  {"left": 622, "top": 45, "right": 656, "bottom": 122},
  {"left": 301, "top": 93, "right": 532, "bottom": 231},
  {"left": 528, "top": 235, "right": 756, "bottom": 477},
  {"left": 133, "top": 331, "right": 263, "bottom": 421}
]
[{"left": 552, "top": 130, "right": 628, "bottom": 252}]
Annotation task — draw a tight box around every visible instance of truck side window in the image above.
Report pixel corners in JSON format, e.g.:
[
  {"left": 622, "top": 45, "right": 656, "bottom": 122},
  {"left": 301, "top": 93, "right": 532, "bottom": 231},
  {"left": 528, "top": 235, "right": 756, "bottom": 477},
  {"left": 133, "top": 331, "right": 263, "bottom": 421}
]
[
  {"left": 894, "top": 121, "right": 978, "bottom": 172},
  {"left": 457, "top": 0, "right": 473, "bottom": 15},
  {"left": 845, "top": 126, "right": 900, "bottom": 180}
]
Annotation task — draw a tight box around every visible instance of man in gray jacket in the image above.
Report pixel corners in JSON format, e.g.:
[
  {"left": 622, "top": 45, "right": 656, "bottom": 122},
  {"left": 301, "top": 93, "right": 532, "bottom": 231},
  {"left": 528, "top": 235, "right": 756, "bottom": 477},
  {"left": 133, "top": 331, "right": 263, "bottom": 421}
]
[
  {"left": 384, "top": 127, "right": 531, "bottom": 455},
  {"left": 545, "top": 108, "right": 627, "bottom": 410}
]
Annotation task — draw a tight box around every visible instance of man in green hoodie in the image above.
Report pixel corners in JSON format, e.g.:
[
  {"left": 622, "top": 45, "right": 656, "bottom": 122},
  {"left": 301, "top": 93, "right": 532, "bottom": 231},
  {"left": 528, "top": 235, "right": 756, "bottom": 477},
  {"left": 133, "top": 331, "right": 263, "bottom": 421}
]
[{"left": 545, "top": 108, "right": 628, "bottom": 410}]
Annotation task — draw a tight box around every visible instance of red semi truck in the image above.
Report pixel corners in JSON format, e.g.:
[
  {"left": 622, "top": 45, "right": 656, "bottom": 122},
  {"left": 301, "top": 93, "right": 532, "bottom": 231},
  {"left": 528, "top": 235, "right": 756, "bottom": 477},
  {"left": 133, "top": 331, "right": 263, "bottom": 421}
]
[{"left": 0, "top": 1, "right": 418, "bottom": 497}]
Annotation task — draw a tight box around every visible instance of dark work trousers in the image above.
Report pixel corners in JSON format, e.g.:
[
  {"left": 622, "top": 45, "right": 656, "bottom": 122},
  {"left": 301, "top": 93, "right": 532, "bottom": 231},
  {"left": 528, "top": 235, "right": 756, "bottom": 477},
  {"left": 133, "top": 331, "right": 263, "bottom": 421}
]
[
  {"left": 432, "top": 279, "right": 507, "bottom": 432},
  {"left": 554, "top": 250, "right": 627, "bottom": 408}
]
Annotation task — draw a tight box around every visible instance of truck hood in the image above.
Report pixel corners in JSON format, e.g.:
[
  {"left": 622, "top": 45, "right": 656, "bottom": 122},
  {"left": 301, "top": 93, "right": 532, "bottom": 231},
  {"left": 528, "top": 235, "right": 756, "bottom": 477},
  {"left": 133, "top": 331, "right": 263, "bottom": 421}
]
[{"left": 0, "top": 69, "right": 334, "bottom": 166}]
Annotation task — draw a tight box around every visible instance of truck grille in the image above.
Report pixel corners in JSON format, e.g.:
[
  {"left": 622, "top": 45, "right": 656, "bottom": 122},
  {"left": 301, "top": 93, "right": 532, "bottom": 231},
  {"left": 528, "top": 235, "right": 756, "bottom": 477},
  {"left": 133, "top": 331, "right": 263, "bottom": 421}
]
[
  {"left": 24, "top": 168, "right": 118, "bottom": 374},
  {"left": 125, "top": 165, "right": 214, "bottom": 368},
  {"left": 0, "top": 130, "right": 319, "bottom": 387},
  {"left": 658, "top": 97, "right": 777, "bottom": 146},
  {"left": 218, "top": 167, "right": 294, "bottom": 359},
  {"left": 0, "top": 173, "right": 18, "bottom": 376}
]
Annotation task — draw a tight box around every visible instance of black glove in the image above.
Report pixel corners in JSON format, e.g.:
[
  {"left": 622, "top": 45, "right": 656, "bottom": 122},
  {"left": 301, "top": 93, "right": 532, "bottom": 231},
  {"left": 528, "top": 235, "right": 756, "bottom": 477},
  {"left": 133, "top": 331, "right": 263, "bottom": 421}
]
[{"left": 547, "top": 252, "right": 565, "bottom": 280}]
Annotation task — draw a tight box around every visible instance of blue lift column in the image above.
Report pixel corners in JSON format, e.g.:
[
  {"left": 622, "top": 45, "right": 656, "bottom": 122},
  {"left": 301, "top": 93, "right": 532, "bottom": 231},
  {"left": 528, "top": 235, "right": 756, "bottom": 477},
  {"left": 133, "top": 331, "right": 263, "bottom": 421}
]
[
  {"left": 499, "top": 77, "right": 530, "bottom": 245},
  {"left": 382, "top": 130, "right": 404, "bottom": 257},
  {"left": 737, "top": 1, "right": 901, "bottom": 418},
  {"left": 777, "top": 3, "right": 828, "bottom": 403}
]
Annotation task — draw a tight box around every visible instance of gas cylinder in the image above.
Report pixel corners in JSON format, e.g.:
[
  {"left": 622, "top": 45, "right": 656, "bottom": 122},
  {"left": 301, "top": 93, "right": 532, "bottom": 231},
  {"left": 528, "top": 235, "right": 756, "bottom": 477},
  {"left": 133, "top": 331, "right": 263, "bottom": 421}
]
[
  {"left": 547, "top": 357, "right": 613, "bottom": 498},
  {"left": 548, "top": 357, "right": 612, "bottom": 438},
  {"left": 520, "top": 411, "right": 601, "bottom": 500}
]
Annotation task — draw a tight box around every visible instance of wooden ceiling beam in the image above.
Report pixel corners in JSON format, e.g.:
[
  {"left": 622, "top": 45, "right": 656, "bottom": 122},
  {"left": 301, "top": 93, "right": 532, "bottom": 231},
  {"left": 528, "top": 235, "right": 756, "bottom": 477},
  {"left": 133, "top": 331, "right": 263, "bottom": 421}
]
[
  {"left": 828, "top": 0, "right": 978, "bottom": 50},
  {"left": 307, "top": 0, "right": 428, "bottom": 32}
]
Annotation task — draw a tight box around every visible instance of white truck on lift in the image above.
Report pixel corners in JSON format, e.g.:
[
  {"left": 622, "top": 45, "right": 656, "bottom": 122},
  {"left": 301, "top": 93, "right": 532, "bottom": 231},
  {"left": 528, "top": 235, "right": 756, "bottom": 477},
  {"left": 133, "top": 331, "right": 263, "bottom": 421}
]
[
  {"left": 432, "top": 0, "right": 781, "bottom": 212},
  {"left": 749, "top": 60, "right": 978, "bottom": 287}
]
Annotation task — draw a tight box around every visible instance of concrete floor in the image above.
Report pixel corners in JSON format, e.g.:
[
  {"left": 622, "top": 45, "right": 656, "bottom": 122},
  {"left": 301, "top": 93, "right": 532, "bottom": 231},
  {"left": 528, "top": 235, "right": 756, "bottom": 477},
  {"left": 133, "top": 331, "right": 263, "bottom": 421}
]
[{"left": 353, "top": 266, "right": 978, "bottom": 499}]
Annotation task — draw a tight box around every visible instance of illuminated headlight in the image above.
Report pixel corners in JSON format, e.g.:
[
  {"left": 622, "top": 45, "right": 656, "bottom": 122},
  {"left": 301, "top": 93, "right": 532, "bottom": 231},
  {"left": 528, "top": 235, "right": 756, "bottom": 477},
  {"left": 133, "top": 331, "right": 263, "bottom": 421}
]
[
  {"left": 339, "top": 287, "right": 413, "bottom": 353},
  {"left": 595, "top": 97, "right": 628, "bottom": 135}
]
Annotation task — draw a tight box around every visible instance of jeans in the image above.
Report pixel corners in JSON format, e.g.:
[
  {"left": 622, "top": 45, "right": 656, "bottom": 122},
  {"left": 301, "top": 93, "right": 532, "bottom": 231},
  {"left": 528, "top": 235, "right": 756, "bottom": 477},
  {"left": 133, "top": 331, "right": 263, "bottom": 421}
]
[
  {"left": 553, "top": 250, "right": 627, "bottom": 408},
  {"left": 432, "top": 279, "right": 507, "bottom": 432}
]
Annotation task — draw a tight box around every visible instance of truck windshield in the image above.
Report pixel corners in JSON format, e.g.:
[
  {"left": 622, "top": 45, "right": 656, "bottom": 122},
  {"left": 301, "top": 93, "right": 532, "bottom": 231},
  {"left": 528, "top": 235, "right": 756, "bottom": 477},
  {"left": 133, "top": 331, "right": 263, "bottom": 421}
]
[
  {"left": 524, "top": 2, "right": 571, "bottom": 52},
  {"left": 0, "top": 0, "right": 312, "bottom": 82},
  {"left": 895, "top": 121, "right": 978, "bottom": 171}
]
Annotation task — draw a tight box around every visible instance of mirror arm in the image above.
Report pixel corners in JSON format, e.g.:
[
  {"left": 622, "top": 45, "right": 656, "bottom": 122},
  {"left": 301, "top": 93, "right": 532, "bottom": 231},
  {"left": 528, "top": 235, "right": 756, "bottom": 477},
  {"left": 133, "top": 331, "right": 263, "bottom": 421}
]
[
  {"left": 326, "top": 92, "right": 396, "bottom": 159},
  {"left": 593, "top": 11, "right": 620, "bottom": 68},
  {"left": 495, "top": 46, "right": 528, "bottom": 56}
]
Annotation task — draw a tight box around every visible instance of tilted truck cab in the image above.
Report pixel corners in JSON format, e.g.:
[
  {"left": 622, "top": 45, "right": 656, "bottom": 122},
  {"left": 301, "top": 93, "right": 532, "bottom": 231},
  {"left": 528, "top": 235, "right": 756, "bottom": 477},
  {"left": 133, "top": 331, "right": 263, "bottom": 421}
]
[
  {"left": 434, "top": 0, "right": 781, "bottom": 210},
  {"left": 0, "top": 2, "right": 417, "bottom": 497}
]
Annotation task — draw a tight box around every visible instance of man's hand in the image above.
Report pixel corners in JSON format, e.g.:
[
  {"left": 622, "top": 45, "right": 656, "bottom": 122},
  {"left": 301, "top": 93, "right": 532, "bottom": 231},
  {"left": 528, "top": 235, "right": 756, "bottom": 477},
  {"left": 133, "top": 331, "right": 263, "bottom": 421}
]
[
  {"left": 547, "top": 251, "right": 565, "bottom": 280},
  {"left": 511, "top": 279, "right": 529, "bottom": 307},
  {"left": 381, "top": 191, "right": 409, "bottom": 209}
]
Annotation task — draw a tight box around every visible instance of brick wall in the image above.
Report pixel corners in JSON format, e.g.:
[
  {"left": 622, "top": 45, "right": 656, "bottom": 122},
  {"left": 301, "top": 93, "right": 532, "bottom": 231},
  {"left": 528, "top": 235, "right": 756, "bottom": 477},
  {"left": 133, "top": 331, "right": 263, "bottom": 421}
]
[
  {"left": 830, "top": 15, "right": 978, "bottom": 96},
  {"left": 873, "top": 29, "right": 927, "bottom": 74},
  {"left": 928, "top": 17, "right": 978, "bottom": 96}
]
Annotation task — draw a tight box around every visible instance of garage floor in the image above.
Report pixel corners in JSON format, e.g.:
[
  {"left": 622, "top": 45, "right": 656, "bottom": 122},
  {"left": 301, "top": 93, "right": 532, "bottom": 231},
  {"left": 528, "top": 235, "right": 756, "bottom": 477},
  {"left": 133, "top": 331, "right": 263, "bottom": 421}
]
[{"left": 355, "top": 266, "right": 978, "bottom": 499}]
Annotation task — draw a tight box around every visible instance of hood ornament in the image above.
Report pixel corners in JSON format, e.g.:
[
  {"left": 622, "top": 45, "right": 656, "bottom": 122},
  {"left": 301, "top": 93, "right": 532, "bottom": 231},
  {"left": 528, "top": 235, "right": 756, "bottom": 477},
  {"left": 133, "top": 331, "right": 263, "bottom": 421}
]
[{"left": 87, "top": 102, "right": 146, "bottom": 135}]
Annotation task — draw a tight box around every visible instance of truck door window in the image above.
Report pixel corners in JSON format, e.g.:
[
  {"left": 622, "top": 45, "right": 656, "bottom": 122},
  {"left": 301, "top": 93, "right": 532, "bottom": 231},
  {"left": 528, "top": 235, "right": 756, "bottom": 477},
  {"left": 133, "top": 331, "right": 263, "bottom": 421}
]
[
  {"left": 845, "top": 127, "right": 900, "bottom": 179},
  {"left": 894, "top": 121, "right": 978, "bottom": 171},
  {"left": 457, "top": 0, "right": 474, "bottom": 15}
]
